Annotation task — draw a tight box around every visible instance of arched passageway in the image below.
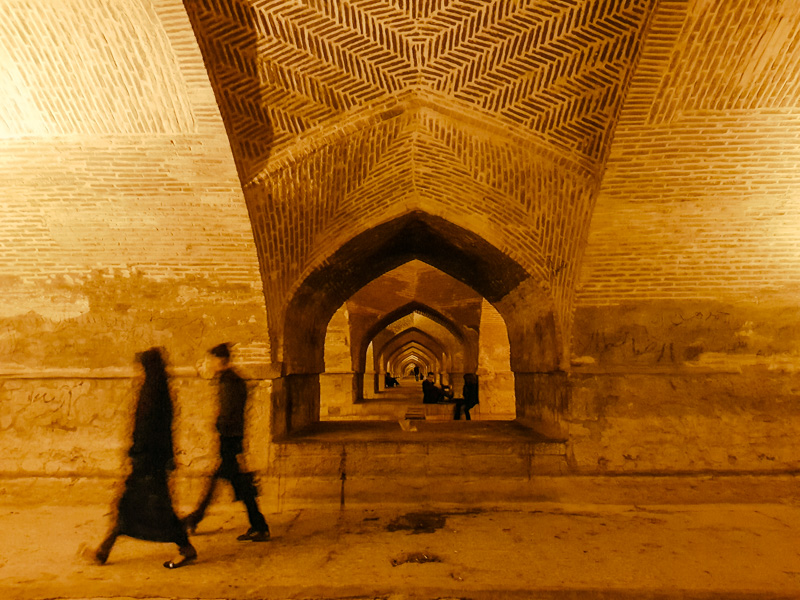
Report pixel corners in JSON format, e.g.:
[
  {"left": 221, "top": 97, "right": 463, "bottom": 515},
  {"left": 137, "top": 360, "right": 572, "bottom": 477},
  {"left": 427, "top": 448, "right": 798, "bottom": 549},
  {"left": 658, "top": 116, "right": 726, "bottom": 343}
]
[
  {"left": 321, "top": 294, "right": 518, "bottom": 422},
  {"left": 383, "top": 332, "right": 446, "bottom": 377},
  {"left": 276, "top": 211, "right": 563, "bottom": 438}
]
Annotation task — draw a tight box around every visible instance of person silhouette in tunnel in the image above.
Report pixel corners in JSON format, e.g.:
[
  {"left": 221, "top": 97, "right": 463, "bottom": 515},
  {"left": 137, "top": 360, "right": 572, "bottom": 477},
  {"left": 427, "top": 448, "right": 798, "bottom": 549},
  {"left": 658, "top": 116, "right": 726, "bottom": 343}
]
[
  {"left": 182, "top": 343, "right": 270, "bottom": 542},
  {"left": 85, "top": 347, "right": 197, "bottom": 569},
  {"left": 413, "top": 365, "right": 420, "bottom": 381},
  {"left": 422, "top": 372, "right": 453, "bottom": 404},
  {"left": 454, "top": 373, "right": 479, "bottom": 420}
]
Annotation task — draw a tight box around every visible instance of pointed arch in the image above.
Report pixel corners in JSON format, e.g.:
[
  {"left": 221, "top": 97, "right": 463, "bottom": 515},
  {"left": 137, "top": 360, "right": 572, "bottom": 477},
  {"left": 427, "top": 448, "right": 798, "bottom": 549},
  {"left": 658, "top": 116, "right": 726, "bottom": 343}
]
[
  {"left": 356, "top": 301, "right": 466, "bottom": 372},
  {"left": 278, "top": 210, "right": 562, "bottom": 435},
  {"left": 380, "top": 329, "right": 448, "bottom": 372},
  {"left": 389, "top": 342, "right": 440, "bottom": 377},
  {"left": 283, "top": 210, "right": 549, "bottom": 373}
]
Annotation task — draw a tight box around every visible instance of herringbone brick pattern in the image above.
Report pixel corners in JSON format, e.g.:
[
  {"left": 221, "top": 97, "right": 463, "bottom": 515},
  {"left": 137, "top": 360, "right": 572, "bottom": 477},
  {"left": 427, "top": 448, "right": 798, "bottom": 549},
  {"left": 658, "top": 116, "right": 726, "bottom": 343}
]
[
  {"left": 184, "top": 0, "right": 655, "bottom": 354},
  {"left": 187, "top": 0, "right": 652, "bottom": 177},
  {"left": 248, "top": 106, "right": 597, "bottom": 349}
]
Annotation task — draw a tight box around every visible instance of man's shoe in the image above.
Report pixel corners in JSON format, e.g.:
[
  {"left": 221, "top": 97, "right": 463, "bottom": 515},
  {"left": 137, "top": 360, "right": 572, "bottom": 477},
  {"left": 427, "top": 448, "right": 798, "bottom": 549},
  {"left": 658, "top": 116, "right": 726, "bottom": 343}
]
[{"left": 237, "top": 528, "right": 270, "bottom": 542}]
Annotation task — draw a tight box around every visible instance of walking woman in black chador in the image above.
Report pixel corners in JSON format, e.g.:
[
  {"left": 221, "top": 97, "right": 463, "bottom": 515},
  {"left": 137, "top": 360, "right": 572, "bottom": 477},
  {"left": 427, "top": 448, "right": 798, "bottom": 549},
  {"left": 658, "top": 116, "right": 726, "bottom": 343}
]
[{"left": 87, "top": 347, "right": 196, "bottom": 569}]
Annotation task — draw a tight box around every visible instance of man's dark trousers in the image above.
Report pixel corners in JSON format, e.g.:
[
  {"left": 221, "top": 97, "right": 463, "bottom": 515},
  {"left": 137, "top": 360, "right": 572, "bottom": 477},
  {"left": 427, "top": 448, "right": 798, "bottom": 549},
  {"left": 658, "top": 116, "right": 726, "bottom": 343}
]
[{"left": 188, "top": 436, "right": 267, "bottom": 532}]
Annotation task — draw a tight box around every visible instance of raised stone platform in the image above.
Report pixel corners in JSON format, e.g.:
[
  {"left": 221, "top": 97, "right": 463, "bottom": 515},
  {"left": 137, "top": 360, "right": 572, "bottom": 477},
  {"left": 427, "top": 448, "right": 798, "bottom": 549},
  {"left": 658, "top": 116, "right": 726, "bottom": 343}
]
[{"left": 266, "top": 420, "right": 569, "bottom": 507}]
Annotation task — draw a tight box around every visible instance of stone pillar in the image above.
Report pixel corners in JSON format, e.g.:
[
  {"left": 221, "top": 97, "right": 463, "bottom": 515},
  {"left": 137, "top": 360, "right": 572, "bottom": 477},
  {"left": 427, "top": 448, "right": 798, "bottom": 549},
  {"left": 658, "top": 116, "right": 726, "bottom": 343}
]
[
  {"left": 352, "top": 371, "right": 364, "bottom": 402},
  {"left": 362, "top": 372, "right": 379, "bottom": 399},
  {"left": 271, "top": 373, "right": 320, "bottom": 436},
  {"left": 320, "top": 371, "right": 358, "bottom": 417},
  {"left": 244, "top": 378, "right": 272, "bottom": 470},
  {"left": 515, "top": 371, "right": 569, "bottom": 439},
  {"left": 477, "top": 299, "right": 515, "bottom": 418},
  {"left": 378, "top": 368, "right": 387, "bottom": 390}
]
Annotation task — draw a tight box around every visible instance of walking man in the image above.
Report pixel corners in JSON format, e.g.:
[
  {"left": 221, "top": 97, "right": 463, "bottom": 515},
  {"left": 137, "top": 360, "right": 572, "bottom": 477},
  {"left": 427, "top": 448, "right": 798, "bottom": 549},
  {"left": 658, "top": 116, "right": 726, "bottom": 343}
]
[{"left": 183, "top": 343, "right": 270, "bottom": 541}]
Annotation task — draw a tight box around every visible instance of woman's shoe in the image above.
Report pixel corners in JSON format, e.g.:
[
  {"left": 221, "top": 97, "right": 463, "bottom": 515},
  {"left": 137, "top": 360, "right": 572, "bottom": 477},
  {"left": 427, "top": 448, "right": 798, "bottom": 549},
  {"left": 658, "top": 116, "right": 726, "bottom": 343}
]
[
  {"left": 78, "top": 543, "right": 107, "bottom": 565},
  {"left": 163, "top": 556, "right": 195, "bottom": 569}
]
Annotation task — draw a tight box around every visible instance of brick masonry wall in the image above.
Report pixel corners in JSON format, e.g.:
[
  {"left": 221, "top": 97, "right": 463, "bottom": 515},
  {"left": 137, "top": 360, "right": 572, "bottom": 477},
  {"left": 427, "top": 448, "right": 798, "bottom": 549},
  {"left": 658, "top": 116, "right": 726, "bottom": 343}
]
[
  {"left": 580, "top": 0, "right": 800, "bottom": 308},
  {"left": 4, "top": 0, "right": 800, "bottom": 486},
  {"left": 184, "top": 0, "right": 654, "bottom": 365},
  {"left": 572, "top": 0, "right": 800, "bottom": 472},
  {"left": 186, "top": 0, "right": 658, "bottom": 429},
  {"left": 0, "top": 0, "right": 270, "bottom": 486}
]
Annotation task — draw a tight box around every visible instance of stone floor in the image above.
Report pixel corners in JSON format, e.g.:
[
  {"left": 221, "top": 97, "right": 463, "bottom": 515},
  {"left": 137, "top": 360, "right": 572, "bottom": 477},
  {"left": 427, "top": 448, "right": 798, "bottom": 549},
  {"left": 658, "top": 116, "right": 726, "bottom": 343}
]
[
  {"left": 287, "top": 419, "right": 554, "bottom": 443},
  {"left": 2, "top": 498, "right": 800, "bottom": 599}
]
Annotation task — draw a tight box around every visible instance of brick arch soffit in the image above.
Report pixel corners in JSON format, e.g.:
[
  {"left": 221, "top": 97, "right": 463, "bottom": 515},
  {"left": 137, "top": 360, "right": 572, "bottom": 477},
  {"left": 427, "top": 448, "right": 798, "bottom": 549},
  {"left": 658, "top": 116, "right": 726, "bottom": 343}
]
[
  {"left": 380, "top": 328, "right": 451, "bottom": 373},
  {"left": 393, "top": 344, "right": 437, "bottom": 364},
  {"left": 398, "top": 358, "right": 434, "bottom": 377},
  {"left": 247, "top": 98, "right": 594, "bottom": 187},
  {"left": 282, "top": 210, "right": 558, "bottom": 375},
  {"left": 380, "top": 329, "right": 453, "bottom": 370},
  {"left": 358, "top": 303, "right": 466, "bottom": 373}
]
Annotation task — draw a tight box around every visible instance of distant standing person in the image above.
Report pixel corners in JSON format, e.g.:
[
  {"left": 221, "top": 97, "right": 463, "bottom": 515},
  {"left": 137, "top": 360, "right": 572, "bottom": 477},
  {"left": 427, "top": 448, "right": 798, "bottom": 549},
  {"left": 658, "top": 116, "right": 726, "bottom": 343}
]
[
  {"left": 182, "top": 343, "right": 270, "bottom": 542},
  {"left": 86, "top": 348, "right": 197, "bottom": 569},
  {"left": 413, "top": 365, "right": 420, "bottom": 381},
  {"left": 454, "top": 373, "right": 479, "bottom": 420}
]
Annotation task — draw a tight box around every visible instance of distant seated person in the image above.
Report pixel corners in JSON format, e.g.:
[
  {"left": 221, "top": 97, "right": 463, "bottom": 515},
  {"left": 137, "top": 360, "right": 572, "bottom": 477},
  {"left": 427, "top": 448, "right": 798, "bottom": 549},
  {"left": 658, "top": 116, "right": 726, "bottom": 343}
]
[
  {"left": 384, "top": 372, "right": 399, "bottom": 388},
  {"left": 454, "top": 373, "right": 479, "bottom": 420},
  {"left": 422, "top": 372, "right": 453, "bottom": 404}
]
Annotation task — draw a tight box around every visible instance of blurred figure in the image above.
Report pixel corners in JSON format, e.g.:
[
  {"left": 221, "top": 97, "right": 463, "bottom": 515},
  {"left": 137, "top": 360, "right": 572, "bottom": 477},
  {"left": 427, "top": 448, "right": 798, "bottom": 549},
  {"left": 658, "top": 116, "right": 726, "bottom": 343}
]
[
  {"left": 384, "top": 372, "right": 400, "bottom": 388},
  {"left": 87, "top": 347, "right": 196, "bottom": 569},
  {"left": 413, "top": 365, "right": 420, "bottom": 381},
  {"left": 182, "top": 343, "right": 269, "bottom": 542},
  {"left": 422, "top": 372, "right": 453, "bottom": 404},
  {"left": 454, "top": 373, "right": 479, "bottom": 420}
]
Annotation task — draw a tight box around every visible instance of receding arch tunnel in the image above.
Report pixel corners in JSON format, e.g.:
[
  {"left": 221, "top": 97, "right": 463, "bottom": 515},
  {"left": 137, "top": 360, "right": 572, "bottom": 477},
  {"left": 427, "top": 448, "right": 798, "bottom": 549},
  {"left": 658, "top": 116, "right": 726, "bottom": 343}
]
[
  {"left": 283, "top": 211, "right": 556, "bottom": 375},
  {"left": 383, "top": 337, "right": 449, "bottom": 383},
  {"left": 357, "top": 302, "right": 471, "bottom": 374},
  {"left": 278, "top": 211, "right": 562, "bottom": 436}
]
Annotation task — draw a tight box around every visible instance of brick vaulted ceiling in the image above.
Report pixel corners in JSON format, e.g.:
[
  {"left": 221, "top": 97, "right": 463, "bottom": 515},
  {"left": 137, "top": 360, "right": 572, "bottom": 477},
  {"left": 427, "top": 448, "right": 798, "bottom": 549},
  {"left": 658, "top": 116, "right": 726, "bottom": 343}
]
[
  {"left": 185, "top": 0, "right": 656, "bottom": 350},
  {"left": 186, "top": 0, "right": 652, "bottom": 175}
]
